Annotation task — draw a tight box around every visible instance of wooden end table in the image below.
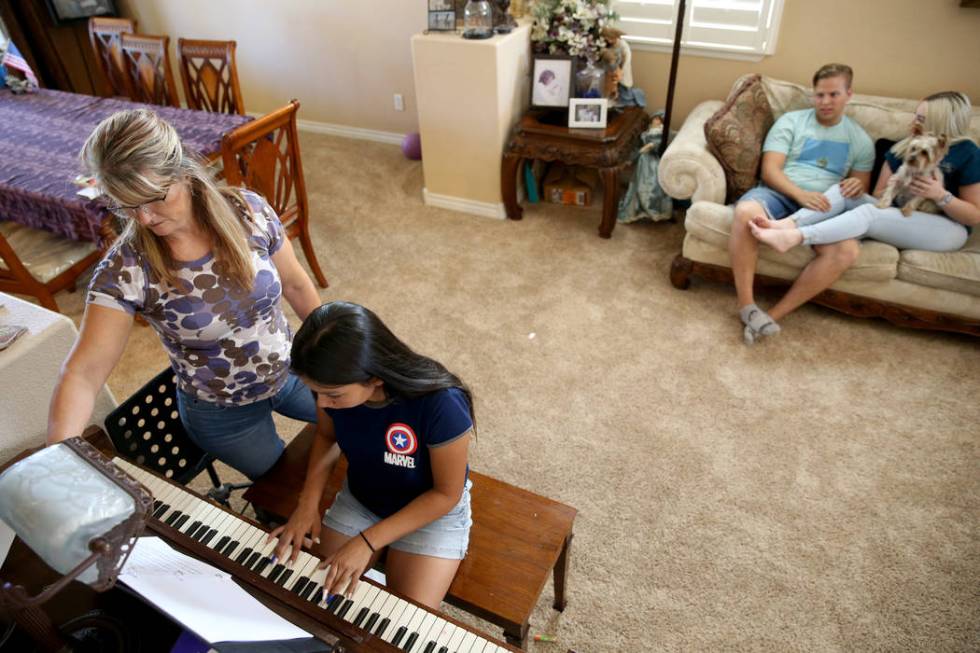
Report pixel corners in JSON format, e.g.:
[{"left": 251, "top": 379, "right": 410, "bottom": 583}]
[{"left": 501, "top": 106, "right": 649, "bottom": 238}]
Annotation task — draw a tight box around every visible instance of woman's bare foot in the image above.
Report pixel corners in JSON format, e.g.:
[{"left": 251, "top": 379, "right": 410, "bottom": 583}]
[
  {"left": 750, "top": 214, "right": 796, "bottom": 230},
  {"left": 749, "top": 222, "right": 804, "bottom": 252}
]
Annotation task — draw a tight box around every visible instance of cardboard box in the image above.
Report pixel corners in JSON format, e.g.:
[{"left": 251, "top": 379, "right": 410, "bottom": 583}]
[{"left": 542, "top": 164, "right": 594, "bottom": 207}]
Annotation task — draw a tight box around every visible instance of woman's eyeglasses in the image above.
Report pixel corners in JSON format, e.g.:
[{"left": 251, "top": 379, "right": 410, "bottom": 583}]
[{"left": 103, "top": 183, "right": 174, "bottom": 218}]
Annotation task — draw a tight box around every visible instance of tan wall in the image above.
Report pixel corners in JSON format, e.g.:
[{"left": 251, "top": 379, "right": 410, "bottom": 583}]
[
  {"left": 119, "top": 0, "right": 425, "bottom": 134},
  {"left": 630, "top": 0, "right": 980, "bottom": 124}
]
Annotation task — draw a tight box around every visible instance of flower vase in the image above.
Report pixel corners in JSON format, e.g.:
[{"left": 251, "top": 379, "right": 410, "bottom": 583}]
[{"left": 575, "top": 59, "right": 605, "bottom": 99}]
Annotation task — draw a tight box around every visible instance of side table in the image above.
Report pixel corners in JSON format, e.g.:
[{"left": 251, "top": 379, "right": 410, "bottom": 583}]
[{"left": 501, "top": 107, "right": 649, "bottom": 238}]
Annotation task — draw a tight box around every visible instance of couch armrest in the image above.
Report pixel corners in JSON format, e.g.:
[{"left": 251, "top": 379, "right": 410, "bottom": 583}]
[{"left": 659, "top": 100, "right": 727, "bottom": 204}]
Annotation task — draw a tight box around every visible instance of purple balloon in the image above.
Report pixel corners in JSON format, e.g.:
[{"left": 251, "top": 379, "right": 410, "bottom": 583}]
[{"left": 401, "top": 132, "right": 422, "bottom": 160}]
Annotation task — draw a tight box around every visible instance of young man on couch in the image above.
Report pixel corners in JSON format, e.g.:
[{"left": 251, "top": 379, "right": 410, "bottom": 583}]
[{"left": 728, "top": 63, "right": 874, "bottom": 343}]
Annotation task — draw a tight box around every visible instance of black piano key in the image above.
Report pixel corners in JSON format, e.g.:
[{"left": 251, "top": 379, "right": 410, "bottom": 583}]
[
  {"left": 304, "top": 583, "right": 323, "bottom": 605},
  {"left": 327, "top": 594, "right": 344, "bottom": 613},
  {"left": 363, "top": 613, "right": 380, "bottom": 632},
  {"left": 422, "top": 641, "right": 437, "bottom": 653},
  {"left": 339, "top": 599, "right": 356, "bottom": 619},
  {"left": 391, "top": 626, "right": 407, "bottom": 647},
  {"left": 275, "top": 569, "right": 293, "bottom": 587},
  {"left": 291, "top": 578, "right": 309, "bottom": 595},
  {"left": 152, "top": 504, "right": 170, "bottom": 519},
  {"left": 375, "top": 617, "right": 390, "bottom": 637},
  {"left": 403, "top": 632, "right": 419, "bottom": 652},
  {"left": 243, "top": 551, "right": 261, "bottom": 568},
  {"left": 267, "top": 564, "right": 285, "bottom": 583},
  {"left": 437, "top": 647, "right": 448, "bottom": 653},
  {"left": 213, "top": 535, "right": 231, "bottom": 552},
  {"left": 254, "top": 557, "right": 272, "bottom": 574},
  {"left": 352, "top": 607, "right": 369, "bottom": 627},
  {"left": 152, "top": 500, "right": 163, "bottom": 512},
  {"left": 222, "top": 540, "right": 242, "bottom": 557},
  {"left": 201, "top": 529, "right": 218, "bottom": 545},
  {"left": 184, "top": 521, "right": 202, "bottom": 536},
  {"left": 173, "top": 514, "right": 190, "bottom": 529},
  {"left": 234, "top": 547, "right": 253, "bottom": 564},
  {"left": 164, "top": 511, "right": 182, "bottom": 526}
]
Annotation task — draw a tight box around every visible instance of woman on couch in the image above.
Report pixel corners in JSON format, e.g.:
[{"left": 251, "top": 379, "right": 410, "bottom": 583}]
[{"left": 749, "top": 91, "right": 980, "bottom": 253}]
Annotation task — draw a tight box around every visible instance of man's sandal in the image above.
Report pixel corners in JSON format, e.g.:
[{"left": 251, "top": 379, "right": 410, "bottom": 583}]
[{"left": 739, "top": 304, "right": 780, "bottom": 345}]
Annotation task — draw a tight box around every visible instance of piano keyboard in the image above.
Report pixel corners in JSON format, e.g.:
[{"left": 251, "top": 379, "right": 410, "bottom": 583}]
[{"left": 114, "top": 457, "right": 515, "bottom": 653}]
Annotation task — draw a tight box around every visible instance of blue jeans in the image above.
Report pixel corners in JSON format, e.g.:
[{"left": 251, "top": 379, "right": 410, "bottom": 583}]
[{"left": 177, "top": 373, "right": 318, "bottom": 479}]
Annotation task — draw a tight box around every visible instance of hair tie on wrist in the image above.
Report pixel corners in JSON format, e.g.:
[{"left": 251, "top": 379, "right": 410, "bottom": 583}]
[{"left": 359, "top": 530, "right": 376, "bottom": 552}]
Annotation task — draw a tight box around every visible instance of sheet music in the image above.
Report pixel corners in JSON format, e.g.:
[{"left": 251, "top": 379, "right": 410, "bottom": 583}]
[{"left": 120, "top": 536, "right": 311, "bottom": 643}]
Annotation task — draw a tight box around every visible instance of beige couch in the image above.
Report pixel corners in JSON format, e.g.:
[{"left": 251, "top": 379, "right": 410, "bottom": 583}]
[{"left": 659, "top": 75, "right": 980, "bottom": 336}]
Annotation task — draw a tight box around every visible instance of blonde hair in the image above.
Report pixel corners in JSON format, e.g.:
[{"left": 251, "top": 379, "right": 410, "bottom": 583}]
[
  {"left": 893, "top": 91, "right": 975, "bottom": 159},
  {"left": 812, "top": 63, "right": 853, "bottom": 89},
  {"left": 919, "top": 91, "right": 975, "bottom": 144},
  {"left": 81, "top": 109, "right": 255, "bottom": 290}
]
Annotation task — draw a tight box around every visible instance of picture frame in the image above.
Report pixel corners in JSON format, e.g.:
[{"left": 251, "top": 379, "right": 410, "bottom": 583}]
[
  {"left": 531, "top": 56, "right": 573, "bottom": 109},
  {"left": 427, "top": 0, "right": 457, "bottom": 32},
  {"left": 568, "top": 98, "right": 608, "bottom": 129},
  {"left": 44, "top": 0, "right": 117, "bottom": 26}
]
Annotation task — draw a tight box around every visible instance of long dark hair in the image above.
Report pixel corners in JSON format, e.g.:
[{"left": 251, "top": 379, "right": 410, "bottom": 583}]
[{"left": 291, "top": 301, "right": 475, "bottom": 424}]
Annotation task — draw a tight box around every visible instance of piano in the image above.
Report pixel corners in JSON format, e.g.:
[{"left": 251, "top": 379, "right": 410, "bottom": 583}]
[{"left": 112, "top": 457, "right": 520, "bottom": 653}]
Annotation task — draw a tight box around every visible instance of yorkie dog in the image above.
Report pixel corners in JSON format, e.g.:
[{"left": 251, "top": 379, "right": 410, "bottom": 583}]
[{"left": 877, "top": 128, "right": 949, "bottom": 216}]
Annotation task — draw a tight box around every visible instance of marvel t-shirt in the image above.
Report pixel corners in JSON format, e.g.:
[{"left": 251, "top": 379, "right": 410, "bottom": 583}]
[{"left": 326, "top": 388, "right": 473, "bottom": 518}]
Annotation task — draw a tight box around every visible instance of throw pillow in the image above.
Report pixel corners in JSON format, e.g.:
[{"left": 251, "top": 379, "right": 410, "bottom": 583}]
[
  {"left": 704, "top": 74, "right": 775, "bottom": 204},
  {"left": 870, "top": 138, "right": 897, "bottom": 192}
]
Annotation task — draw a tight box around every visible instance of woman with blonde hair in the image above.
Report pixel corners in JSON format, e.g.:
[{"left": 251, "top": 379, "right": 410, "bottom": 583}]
[
  {"left": 47, "top": 109, "right": 323, "bottom": 479},
  {"left": 750, "top": 91, "right": 980, "bottom": 255}
]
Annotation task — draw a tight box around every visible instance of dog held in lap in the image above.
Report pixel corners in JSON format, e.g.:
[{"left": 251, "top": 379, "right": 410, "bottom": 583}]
[{"left": 877, "top": 129, "right": 949, "bottom": 216}]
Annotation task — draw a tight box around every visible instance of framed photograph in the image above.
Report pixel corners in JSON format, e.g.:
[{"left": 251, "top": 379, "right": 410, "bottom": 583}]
[
  {"left": 568, "top": 98, "right": 608, "bottom": 129},
  {"left": 427, "top": 0, "right": 456, "bottom": 32},
  {"left": 531, "top": 56, "right": 573, "bottom": 109},
  {"left": 45, "top": 0, "right": 117, "bottom": 25}
]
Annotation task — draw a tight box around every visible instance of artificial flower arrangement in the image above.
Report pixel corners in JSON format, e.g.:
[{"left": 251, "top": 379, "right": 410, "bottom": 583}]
[{"left": 529, "top": 0, "right": 617, "bottom": 62}]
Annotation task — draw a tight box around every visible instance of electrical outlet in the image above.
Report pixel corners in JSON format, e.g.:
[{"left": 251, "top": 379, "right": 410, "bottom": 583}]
[{"left": 393, "top": 94, "right": 405, "bottom": 112}]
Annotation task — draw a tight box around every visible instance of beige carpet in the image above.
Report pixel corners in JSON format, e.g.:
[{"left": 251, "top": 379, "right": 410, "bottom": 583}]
[{"left": 55, "top": 132, "right": 979, "bottom": 652}]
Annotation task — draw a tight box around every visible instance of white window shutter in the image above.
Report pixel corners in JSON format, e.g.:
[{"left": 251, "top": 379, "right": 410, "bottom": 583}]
[{"left": 613, "top": 0, "right": 784, "bottom": 60}]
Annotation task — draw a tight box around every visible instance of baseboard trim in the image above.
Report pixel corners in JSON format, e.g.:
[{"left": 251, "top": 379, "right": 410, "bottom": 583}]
[
  {"left": 422, "top": 189, "right": 507, "bottom": 220},
  {"left": 247, "top": 112, "right": 404, "bottom": 145}
]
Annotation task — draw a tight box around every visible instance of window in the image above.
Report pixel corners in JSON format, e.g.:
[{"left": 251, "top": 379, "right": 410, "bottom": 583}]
[{"left": 612, "top": 0, "right": 784, "bottom": 61}]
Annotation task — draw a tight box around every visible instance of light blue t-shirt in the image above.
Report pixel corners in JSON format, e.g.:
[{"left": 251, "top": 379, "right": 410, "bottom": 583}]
[{"left": 763, "top": 109, "right": 874, "bottom": 192}]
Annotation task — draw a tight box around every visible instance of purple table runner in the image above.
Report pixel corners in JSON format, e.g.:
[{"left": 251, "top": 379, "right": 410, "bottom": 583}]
[{"left": 0, "top": 88, "right": 250, "bottom": 242}]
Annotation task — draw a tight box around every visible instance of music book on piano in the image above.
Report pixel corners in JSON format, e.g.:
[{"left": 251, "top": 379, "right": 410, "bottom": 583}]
[{"left": 120, "top": 535, "right": 312, "bottom": 644}]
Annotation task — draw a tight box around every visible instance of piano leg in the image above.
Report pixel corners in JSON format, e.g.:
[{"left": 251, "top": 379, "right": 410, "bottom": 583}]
[
  {"left": 504, "top": 621, "right": 530, "bottom": 650},
  {"left": 553, "top": 533, "right": 573, "bottom": 611}
]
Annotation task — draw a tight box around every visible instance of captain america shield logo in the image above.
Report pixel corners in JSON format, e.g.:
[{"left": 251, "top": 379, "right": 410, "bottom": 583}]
[{"left": 385, "top": 423, "right": 418, "bottom": 455}]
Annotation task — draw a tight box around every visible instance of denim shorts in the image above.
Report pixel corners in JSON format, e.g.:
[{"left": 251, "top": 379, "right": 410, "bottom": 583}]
[
  {"left": 738, "top": 185, "right": 800, "bottom": 220},
  {"left": 323, "top": 478, "right": 473, "bottom": 560}
]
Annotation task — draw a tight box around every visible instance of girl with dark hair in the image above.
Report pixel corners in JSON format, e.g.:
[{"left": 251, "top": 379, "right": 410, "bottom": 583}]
[{"left": 271, "top": 301, "right": 474, "bottom": 609}]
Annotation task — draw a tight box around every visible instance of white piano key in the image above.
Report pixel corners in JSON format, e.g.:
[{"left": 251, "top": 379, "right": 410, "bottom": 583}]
[
  {"left": 447, "top": 628, "right": 467, "bottom": 651},
  {"left": 456, "top": 631, "right": 478, "bottom": 653}
]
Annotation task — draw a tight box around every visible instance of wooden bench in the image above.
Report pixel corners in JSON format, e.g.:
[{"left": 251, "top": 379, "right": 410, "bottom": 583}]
[{"left": 243, "top": 425, "right": 577, "bottom": 649}]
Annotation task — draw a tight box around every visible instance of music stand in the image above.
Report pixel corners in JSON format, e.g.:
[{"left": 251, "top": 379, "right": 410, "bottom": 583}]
[{"left": 0, "top": 438, "right": 152, "bottom": 652}]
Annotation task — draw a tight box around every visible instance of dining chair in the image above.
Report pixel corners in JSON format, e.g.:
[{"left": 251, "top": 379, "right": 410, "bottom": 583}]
[
  {"left": 177, "top": 38, "right": 245, "bottom": 115},
  {"left": 120, "top": 33, "right": 180, "bottom": 108},
  {"left": 220, "top": 101, "right": 328, "bottom": 288},
  {"left": 0, "top": 221, "right": 102, "bottom": 313},
  {"left": 87, "top": 16, "right": 136, "bottom": 97}
]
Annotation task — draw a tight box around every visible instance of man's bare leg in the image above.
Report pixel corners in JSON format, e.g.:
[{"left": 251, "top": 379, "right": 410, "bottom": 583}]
[
  {"left": 730, "top": 201, "right": 783, "bottom": 343},
  {"left": 768, "top": 240, "right": 860, "bottom": 322},
  {"left": 730, "top": 201, "right": 766, "bottom": 308}
]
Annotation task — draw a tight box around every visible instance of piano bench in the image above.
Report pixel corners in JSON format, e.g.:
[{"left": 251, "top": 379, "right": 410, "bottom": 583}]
[{"left": 243, "top": 425, "right": 577, "bottom": 650}]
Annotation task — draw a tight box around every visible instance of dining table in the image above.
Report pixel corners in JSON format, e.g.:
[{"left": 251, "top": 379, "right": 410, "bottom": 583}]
[{"left": 0, "top": 88, "right": 251, "bottom": 243}]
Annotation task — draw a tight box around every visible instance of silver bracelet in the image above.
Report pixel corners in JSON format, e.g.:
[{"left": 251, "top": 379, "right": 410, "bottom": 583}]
[{"left": 936, "top": 191, "right": 954, "bottom": 208}]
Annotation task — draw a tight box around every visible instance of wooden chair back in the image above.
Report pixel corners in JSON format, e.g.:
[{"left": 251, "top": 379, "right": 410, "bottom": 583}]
[
  {"left": 177, "top": 38, "right": 245, "bottom": 115},
  {"left": 120, "top": 33, "right": 180, "bottom": 108},
  {"left": 220, "top": 101, "right": 328, "bottom": 287},
  {"left": 87, "top": 16, "right": 136, "bottom": 97}
]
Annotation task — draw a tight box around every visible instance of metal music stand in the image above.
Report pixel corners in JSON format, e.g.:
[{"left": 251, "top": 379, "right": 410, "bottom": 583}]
[{"left": 0, "top": 438, "right": 152, "bottom": 652}]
